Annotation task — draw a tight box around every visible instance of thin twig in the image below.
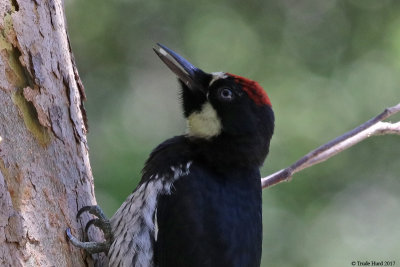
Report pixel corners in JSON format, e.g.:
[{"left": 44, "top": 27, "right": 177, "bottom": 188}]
[{"left": 261, "top": 103, "right": 400, "bottom": 189}]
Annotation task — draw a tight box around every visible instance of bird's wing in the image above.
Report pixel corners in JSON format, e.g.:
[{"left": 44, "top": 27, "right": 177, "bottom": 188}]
[{"left": 108, "top": 136, "right": 192, "bottom": 267}]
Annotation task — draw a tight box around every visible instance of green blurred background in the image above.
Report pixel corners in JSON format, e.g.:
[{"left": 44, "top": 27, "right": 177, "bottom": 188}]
[{"left": 65, "top": 0, "right": 400, "bottom": 266}]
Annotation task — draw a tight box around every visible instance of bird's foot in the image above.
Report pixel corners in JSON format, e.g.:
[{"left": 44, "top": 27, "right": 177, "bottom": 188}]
[{"left": 66, "top": 205, "right": 112, "bottom": 254}]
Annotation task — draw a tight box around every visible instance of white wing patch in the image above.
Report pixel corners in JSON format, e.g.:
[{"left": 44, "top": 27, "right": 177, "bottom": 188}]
[
  {"left": 187, "top": 102, "right": 222, "bottom": 139},
  {"left": 108, "top": 162, "right": 192, "bottom": 267}
]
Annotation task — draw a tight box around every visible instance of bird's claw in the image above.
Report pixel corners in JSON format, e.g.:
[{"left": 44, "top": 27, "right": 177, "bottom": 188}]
[{"left": 66, "top": 205, "right": 112, "bottom": 254}]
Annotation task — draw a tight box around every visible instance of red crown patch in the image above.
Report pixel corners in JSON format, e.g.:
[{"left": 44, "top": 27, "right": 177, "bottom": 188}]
[{"left": 227, "top": 73, "right": 271, "bottom": 107}]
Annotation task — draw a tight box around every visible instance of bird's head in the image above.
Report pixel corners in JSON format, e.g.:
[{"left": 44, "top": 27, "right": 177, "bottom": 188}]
[{"left": 154, "top": 44, "right": 274, "bottom": 166}]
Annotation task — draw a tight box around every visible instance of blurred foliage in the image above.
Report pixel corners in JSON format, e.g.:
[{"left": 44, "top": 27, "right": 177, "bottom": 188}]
[{"left": 66, "top": 0, "right": 400, "bottom": 265}]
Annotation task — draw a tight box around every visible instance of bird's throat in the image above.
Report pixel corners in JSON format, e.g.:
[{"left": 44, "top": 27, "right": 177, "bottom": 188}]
[{"left": 187, "top": 102, "right": 222, "bottom": 139}]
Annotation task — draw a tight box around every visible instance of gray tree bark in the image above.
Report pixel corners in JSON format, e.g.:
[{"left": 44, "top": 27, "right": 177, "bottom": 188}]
[{"left": 0, "top": 0, "right": 102, "bottom": 266}]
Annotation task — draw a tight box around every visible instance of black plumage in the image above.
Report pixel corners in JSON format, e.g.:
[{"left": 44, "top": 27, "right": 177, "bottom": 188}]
[{"left": 152, "top": 137, "right": 263, "bottom": 267}]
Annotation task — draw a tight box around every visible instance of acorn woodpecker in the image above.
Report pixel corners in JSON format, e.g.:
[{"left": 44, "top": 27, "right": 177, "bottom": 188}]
[{"left": 67, "top": 44, "right": 274, "bottom": 267}]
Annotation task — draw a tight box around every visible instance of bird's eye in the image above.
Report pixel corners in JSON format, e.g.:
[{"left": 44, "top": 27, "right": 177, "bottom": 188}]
[{"left": 218, "top": 88, "right": 234, "bottom": 101}]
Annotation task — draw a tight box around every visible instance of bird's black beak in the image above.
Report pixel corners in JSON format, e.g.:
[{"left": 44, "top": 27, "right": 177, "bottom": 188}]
[{"left": 154, "top": 43, "right": 206, "bottom": 90}]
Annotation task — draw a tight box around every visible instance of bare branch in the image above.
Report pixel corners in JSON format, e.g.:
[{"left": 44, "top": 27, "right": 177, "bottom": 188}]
[{"left": 262, "top": 103, "right": 400, "bottom": 189}]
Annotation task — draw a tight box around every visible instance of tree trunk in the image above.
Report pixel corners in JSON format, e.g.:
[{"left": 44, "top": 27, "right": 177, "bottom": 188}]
[{"left": 0, "top": 1, "right": 101, "bottom": 266}]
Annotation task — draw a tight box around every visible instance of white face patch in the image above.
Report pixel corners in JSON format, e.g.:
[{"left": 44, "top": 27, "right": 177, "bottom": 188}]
[
  {"left": 209, "top": 72, "right": 227, "bottom": 86},
  {"left": 187, "top": 102, "right": 222, "bottom": 139}
]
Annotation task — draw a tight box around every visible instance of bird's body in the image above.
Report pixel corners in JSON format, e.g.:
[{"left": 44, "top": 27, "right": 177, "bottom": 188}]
[
  {"left": 154, "top": 137, "right": 263, "bottom": 267},
  {"left": 109, "top": 134, "right": 265, "bottom": 267},
  {"left": 67, "top": 44, "right": 274, "bottom": 267}
]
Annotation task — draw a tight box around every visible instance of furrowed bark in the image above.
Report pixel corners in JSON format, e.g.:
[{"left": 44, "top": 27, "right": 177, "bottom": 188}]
[{"left": 0, "top": 1, "right": 104, "bottom": 266}]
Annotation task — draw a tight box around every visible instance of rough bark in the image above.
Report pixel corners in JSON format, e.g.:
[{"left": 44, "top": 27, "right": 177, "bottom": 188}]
[{"left": 0, "top": 0, "right": 100, "bottom": 266}]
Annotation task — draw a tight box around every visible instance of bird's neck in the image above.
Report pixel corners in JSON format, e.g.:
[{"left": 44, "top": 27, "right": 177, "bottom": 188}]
[{"left": 188, "top": 132, "right": 271, "bottom": 170}]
